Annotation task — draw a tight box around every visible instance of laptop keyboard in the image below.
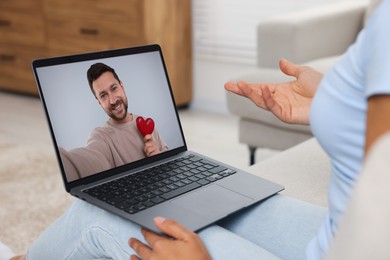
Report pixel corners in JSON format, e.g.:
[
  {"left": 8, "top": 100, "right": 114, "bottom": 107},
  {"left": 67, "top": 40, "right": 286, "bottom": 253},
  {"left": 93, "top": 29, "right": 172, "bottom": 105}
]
[{"left": 83, "top": 154, "right": 236, "bottom": 214}]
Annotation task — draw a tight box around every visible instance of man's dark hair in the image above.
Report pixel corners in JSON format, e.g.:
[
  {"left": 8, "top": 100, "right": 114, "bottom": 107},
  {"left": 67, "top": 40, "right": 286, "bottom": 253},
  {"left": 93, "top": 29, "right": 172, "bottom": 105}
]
[{"left": 87, "top": 63, "right": 121, "bottom": 96}]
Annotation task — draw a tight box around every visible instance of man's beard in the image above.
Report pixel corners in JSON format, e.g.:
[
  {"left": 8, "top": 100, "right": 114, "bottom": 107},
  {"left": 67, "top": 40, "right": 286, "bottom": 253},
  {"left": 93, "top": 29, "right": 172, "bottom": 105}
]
[{"left": 107, "top": 98, "right": 128, "bottom": 122}]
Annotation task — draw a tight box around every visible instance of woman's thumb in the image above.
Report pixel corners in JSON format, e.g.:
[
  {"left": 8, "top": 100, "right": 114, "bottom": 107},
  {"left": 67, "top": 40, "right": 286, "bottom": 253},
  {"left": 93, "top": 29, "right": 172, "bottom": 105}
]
[{"left": 279, "top": 58, "right": 299, "bottom": 78}]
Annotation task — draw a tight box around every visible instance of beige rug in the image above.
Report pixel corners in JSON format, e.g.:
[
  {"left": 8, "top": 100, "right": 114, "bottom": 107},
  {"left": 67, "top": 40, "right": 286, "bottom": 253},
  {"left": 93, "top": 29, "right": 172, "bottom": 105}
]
[{"left": 0, "top": 142, "right": 74, "bottom": 255}]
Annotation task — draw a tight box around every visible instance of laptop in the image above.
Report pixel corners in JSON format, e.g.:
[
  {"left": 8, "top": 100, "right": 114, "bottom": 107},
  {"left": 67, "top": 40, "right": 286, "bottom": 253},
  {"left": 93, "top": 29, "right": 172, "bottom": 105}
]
[{"left": 32, "top": 44, "right": 284, "bottom": 234}]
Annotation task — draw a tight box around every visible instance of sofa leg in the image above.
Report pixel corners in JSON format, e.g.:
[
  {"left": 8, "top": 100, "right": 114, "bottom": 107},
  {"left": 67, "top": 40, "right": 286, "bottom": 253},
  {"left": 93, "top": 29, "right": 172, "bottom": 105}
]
[{"left": 249, "top": 146, "right": 257, "bottom": 165}]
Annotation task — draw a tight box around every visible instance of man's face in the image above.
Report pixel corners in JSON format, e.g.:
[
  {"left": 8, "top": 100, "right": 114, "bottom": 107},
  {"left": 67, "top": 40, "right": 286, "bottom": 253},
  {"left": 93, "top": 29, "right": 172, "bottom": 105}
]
[{"left": 92, "top": 71, "right": 129, "bottom": 124}]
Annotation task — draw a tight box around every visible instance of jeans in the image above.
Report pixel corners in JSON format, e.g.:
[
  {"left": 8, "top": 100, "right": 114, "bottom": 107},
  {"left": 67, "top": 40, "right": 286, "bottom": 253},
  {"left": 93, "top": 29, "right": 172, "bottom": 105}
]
[{"left": 27, "top": 194, "right": 327, "bottom": 260}]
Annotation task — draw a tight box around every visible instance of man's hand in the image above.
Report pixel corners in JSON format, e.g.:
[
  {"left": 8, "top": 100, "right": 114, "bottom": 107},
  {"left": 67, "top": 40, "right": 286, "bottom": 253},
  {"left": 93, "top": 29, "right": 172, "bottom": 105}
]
[
  {"left": 129, "top": 217, "right": 211, "bottom": 260},
  {"left": 144, "top": 134, "right": 159, "bottom": 157},
  {"left": 224, "top": 59, "right": 323, "bottom": 125}
]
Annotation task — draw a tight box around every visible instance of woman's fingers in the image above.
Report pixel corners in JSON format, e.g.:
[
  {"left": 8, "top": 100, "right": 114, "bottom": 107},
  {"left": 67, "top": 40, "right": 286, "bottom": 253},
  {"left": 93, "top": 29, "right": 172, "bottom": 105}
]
[{"left": 129, "top": 238, "right": 152, "bottom": 259}]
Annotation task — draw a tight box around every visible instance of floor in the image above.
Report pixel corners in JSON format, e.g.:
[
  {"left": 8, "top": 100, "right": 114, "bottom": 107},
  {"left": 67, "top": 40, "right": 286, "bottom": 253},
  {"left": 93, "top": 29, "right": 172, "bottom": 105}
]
[{"left": 0, "top": 91, "right": 278, "bottom": 170}]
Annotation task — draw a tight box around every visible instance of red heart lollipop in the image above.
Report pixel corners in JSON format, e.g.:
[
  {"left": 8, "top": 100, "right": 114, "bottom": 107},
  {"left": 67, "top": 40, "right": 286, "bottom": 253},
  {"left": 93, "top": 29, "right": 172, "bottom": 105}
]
[{"left": 136, "top": 117, "right": 155, "bottom": 137}]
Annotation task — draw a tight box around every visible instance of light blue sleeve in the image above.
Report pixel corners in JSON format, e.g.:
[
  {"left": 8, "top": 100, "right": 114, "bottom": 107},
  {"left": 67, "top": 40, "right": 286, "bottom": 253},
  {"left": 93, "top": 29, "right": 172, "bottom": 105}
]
[{"left": 365, "top": 0, "right": 390, "bottom": 97}]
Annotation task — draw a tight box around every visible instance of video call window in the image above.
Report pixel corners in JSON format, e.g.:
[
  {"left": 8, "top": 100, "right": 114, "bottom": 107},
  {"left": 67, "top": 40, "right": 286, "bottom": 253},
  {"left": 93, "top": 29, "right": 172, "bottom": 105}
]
[{"left": 36, "top": 51, "right": 185, "bottom": 182}]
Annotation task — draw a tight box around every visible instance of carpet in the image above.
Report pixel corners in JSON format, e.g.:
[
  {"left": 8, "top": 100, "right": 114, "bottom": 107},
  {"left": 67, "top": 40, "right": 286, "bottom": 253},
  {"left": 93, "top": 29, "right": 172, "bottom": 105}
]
[{"left": 0, "top": 142, "right": 74, "bottom": 254}]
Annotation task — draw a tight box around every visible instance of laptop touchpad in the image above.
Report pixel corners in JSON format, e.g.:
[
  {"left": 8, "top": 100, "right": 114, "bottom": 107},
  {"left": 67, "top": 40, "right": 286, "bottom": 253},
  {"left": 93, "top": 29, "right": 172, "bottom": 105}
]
[{"left": 171, "top": 185, "right": 253, "bottom": 218}]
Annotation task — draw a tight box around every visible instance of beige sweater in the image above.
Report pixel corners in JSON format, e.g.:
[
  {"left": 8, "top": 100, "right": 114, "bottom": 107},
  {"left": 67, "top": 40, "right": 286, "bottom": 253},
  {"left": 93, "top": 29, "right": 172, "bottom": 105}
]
[{"left": 60, "top": 114, "right": 168, "bottom": 181}]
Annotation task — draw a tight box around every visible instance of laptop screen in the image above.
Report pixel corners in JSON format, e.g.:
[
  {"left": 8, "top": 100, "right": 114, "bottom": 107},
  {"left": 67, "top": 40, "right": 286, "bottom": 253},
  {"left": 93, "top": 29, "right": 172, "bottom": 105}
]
[{"left": 33, "top": 45, "right": 186, "bottom": 186}]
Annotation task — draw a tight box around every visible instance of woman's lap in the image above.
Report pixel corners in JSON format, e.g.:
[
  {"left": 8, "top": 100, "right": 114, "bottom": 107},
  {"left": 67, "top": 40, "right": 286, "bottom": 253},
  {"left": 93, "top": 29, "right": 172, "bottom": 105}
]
[
  {"left": 218, "top": 194, "right": 328, "bottom": 260},
  {"left": 27, "top": 195, "right": 327, "bottom": 260},
  {"left": 27, "top": 200, "right": 139, "bottom": 259},
  {"left": 199, "top": 226, "right": 280, "bottom": 260}
]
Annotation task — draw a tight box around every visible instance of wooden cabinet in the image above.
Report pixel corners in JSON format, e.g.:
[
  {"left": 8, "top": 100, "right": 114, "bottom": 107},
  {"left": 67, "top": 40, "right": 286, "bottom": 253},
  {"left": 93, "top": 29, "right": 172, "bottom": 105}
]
[
  {"left": 0, "top": 0, "right": 46, "bottom": 95},
  {"left": 0, "top": 0, "right": 192, "bottom": 106}
]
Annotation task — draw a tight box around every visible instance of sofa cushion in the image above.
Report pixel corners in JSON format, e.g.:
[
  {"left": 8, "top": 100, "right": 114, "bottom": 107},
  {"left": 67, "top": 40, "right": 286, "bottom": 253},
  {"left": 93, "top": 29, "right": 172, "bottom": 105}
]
[
  {"left": 303, "top": 55, "right": 340, "bottom": 74},
  {"left": 246, "top": 137, "right": 330, "bottom": 207},
  {"left": 239, "top": 118, "right": 313, "bottom": 150},
  {"left": 257, "top": 2, "right": 367, "bottom": 68}
]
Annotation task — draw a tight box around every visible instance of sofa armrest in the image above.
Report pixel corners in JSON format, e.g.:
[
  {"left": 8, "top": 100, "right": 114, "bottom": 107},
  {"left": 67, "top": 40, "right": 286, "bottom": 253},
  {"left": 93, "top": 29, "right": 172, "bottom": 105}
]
[{"left": 257, "top": 1, "right": 369, "bottom": 68}]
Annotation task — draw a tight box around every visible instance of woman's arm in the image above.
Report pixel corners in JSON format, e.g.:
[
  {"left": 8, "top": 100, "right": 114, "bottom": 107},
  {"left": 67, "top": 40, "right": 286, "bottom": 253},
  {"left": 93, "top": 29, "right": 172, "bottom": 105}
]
[{"left": 365, "top": 94, "right": 390, "bottom": 155}]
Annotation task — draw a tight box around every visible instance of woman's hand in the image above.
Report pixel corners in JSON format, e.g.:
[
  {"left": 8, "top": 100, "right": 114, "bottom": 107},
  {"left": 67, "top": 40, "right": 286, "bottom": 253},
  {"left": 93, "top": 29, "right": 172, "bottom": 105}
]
[
  {"left": 224, "top": 59, "right": 323, "bottom": 125},
  {"left": 129, "top": 217, "right": 211, "bottom": 260}
]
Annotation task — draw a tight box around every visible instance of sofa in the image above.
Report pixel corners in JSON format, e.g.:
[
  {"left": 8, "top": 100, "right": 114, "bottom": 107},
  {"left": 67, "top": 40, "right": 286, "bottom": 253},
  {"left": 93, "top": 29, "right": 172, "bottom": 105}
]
[
  {"left": 226, "top": 1, "right": 372, "bottom": 165},
  {"left": 246, "top": 137, "right": 330, "bottom": 207}
]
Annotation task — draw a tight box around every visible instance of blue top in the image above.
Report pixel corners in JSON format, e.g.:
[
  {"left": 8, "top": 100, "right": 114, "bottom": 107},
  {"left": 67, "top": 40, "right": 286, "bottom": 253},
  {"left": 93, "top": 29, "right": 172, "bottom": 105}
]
[{"left": 308, "top": 0, "right": 390, "bottom": 258}]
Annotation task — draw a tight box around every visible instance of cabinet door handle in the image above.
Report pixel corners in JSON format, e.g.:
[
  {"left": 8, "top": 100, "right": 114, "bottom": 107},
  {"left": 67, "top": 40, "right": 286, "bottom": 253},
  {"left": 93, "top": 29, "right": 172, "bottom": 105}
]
[
  {"left": 79, "top": 28, "right": 99, "bottom": 35},
  {"left": 0, "top": 19, "right": 11, "bottom": 27},
  {"left": 0, "top": 54, "right": 16, "bottom": 62}
]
